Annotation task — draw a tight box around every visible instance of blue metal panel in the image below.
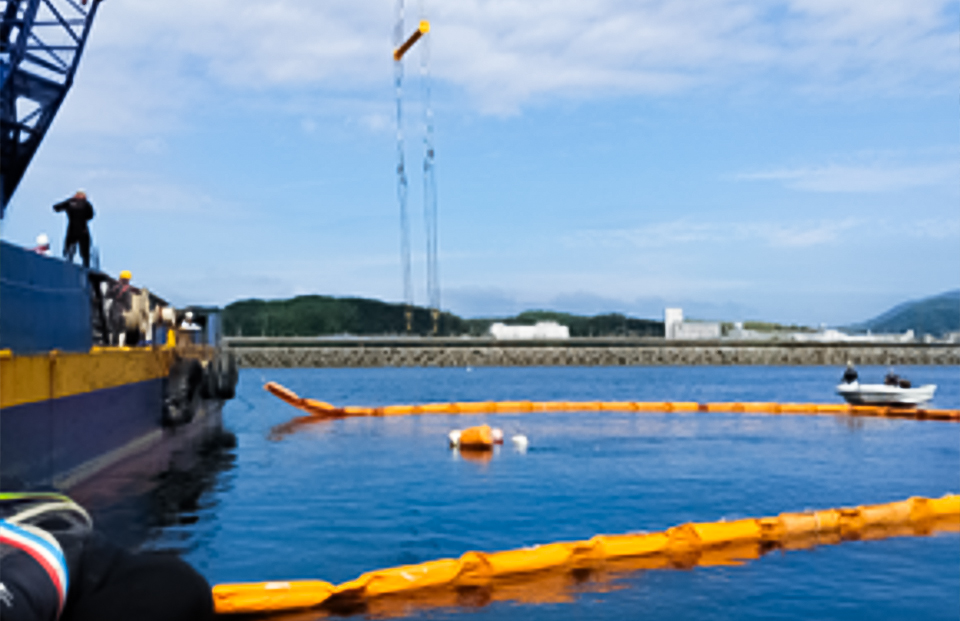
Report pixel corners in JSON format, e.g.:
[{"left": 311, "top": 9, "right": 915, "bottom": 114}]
[
  {"left": 0, "top": 239, "right": 91, "bottom": 353},
  {"left": 0, "top": 378, "right": 164, "bottom": 488}
]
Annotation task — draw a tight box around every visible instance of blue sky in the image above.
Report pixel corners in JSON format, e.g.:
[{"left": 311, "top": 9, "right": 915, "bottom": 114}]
[{"left": 2, "top": 0, "right": 958, "bottom": 325}]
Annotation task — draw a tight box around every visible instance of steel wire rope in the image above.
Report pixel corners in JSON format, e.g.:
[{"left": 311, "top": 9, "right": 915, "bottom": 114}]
[
  {"left": 5, "top": 499, "right": 93, "bottom": 529},
  {"left": 418, "top": 0, "right": 440, "bottom": 334},
  {"left": 394, "top": 0, "right": 413, "bottom": 332}
]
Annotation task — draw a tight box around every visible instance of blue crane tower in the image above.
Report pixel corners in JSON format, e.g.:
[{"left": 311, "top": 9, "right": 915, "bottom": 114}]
[{"left": 0, "top": 0, "right": 101, "bottom": 215}]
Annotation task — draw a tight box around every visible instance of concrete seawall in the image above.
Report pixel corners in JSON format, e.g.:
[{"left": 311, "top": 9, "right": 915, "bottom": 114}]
[{"left": 225, "top": 338, "right": 960, "bottom": 368}]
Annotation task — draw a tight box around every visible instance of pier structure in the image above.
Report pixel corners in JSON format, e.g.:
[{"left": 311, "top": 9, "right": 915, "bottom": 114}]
[{"left": 224, "top": 337, "right": 960, "bottom": 368}]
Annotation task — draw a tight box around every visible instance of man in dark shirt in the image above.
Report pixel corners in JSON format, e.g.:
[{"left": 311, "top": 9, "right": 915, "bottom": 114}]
[
  {"left": 52, "top": 191, "right": 95, "bottom": 268},
  {"left": 841, "top": 361, "right": 858, "bottom": 384}
]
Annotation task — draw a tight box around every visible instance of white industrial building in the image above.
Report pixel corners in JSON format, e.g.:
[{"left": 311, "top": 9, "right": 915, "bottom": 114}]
[
  {"left": 489, "top": 321, "right": 570, "bottom": 340},
  {"left": 664, "top": 308, "right": 721, "bottom": 340},
  {"left": 790, "top": 329, "right": 915, "bottom": 343}
]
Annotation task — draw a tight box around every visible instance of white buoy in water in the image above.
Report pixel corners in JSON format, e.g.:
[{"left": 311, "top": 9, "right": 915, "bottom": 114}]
[
  {"left": 448, "top": 430, "right": 462, "bottom": 447},
  {"left": 491, "top": 428, "right": 504, "bottom": 444},
  {"left": 511, "top": 434, "right": 528, "bottom": 451}
]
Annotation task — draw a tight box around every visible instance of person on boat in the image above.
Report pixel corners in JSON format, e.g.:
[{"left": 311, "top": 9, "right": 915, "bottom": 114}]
[
  {"left": 180, "top": 311, "right": 201, "bottom": 332},
  {"left": 841, "top": 362, "right": 858, "bottom": 384},
  {"left": 30, "top": 234, "right": 51, "bottom": 257},
  {"left": 176, "top": 311, "right": 202, "bottom": 346},
  {"left": 884, "top": 369, "right": 900, "bottom": 387},
  {"left": 52, "top": 191, "right": 94, "bottom": 268},
  {"left": 106, "top": 271, "right": 135, "bottom": 346},
  {"left": 0, "top": 492, "right": 213, "bottom": 621}
]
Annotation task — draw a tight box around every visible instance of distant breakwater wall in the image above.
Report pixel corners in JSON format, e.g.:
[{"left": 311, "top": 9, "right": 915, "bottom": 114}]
[{"left": 224, "top": 338, "right": 960, "bottom": 368}]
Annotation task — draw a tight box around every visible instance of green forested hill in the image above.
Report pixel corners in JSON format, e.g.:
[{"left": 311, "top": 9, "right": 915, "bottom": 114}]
[
  {"left": 221, "top": 296, "right": 664, "bottom": 337},
  {"left": 222, "top": 296, "right": 467, "bottom": 337},
  {"left": 854, "top": 290, "right": 960, "bottom": 337}
]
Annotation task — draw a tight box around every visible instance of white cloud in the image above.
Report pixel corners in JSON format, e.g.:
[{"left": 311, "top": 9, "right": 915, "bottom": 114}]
[
  {"left": 58, "top": 0, "right": 958, "bottom": 130},
  {"left": 737, "top": 162, "right": 957, "bottom": 192},
  {"left": 898, "top": 218, "right": 960, "bottom": 241},
  {"left": 750, "top": 220, "right": 860, "bottom": 247},
  {"left": 134, "top": 138, "right": 168, "bottom": 155},
  {"left": 565, "top": 215, "right": 960, "bottom": 250},
  {"left": 357, "top": 113, "right": 391, "bottom": 133}
]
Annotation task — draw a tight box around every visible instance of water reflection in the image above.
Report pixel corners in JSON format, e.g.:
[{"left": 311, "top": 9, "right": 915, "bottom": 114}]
[
  {"left": 269, "top": 414, "right": 338, "bottom": 441},
  {"left": 455, "top": 447, "right": 495, "bottom": 464},
  {"left": 73, "top": 429, "right": 237, "bottom": 552}
]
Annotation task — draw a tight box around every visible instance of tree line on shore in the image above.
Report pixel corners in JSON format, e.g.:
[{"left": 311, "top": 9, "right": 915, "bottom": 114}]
[
  {"left": 220, "top": 290, "right": 960, "bottom": 339},
  {"left": 220, "top": 296, "right": 664, "bottom": 338}
]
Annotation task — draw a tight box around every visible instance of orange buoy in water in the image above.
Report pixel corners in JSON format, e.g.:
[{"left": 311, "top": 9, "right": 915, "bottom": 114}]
[{"left": 457, "top": 425, "right": 494, "bottom": 449}]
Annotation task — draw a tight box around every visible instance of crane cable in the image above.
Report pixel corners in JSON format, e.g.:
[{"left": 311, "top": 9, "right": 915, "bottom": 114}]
[
  {"left": 418, "top": 0, "right": 440, "bottom": 335},
  {"left": 394, "top": 2, "right": 439, "bottom": 334},
  {"left": 393, "top": 0, "right": 413, "bottom": 333}
]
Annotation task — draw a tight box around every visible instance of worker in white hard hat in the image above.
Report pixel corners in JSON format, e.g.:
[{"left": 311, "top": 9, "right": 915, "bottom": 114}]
[
  {"left": 31, "top": 233, "right": 51, "bottom": 256},
  {"left": 177, "top": 310, "right": 202, "bottom": 346},
  {"left": 180, "top": 311, "right": 201, "bottom": 331}
]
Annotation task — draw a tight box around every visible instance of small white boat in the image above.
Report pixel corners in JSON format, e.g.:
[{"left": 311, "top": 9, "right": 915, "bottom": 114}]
[{"left": 836, "top": 382, "right": 937, "bottom": 406}]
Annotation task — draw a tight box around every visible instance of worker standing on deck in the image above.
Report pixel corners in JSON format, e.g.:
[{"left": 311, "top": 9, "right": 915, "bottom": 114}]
[
  {"left": 52, "top": 191, "right": 95, "bottom": 268},
  {"left": 107, "top": 270, "right": 135, "bottom": 346},
  {"left": 31, "top": 234, "right": 51, "bottom": 256}
]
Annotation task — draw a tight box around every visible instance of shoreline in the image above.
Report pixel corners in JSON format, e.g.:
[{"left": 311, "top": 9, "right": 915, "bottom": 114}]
[{"left": 224, "top": 338, "right": 960, "bottom": 368}]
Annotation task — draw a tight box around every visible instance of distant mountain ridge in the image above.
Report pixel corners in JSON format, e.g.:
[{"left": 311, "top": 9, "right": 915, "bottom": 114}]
[{"left": 852, "top": 290, "right": 960, "bottom": 337}]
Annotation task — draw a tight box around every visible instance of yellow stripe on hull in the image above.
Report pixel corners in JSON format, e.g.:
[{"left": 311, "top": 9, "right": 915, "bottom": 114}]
[{"left": 0, "top": 347, "right": 174, "bottom": 409}]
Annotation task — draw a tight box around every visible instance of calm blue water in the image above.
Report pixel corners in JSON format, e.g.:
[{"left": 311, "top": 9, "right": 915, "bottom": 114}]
[{"left": 123, "top": 366, "right": 960, "bottom": 619}]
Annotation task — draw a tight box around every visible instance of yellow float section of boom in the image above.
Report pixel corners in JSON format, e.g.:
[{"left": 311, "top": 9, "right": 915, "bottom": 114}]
[
  {"left": 213, "top": 494, "right": 960, "bottom": 615},
  {"left": 263, "top": 381, "right": 960, "bottom": 424}
]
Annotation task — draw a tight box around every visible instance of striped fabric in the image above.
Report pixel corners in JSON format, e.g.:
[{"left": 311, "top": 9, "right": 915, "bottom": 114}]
[{"left": 0, "top": 519, "right": 69, "bottom": 616}]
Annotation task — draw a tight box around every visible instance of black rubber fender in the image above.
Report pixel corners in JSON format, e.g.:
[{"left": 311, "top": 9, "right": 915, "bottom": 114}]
[
  {"left": 200, "top": 360, "right": 219, "bottom": 399},
  {"left": 215, "top": 350, "right": 239, "bottom": 400},
  {"left": 163, "top": 358, "right": 203, "bottom": 427}
]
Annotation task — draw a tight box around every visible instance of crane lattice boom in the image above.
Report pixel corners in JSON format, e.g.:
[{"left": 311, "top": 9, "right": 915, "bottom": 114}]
[{"left": 1, "top": 0, "right": 101, "bottom": 214}]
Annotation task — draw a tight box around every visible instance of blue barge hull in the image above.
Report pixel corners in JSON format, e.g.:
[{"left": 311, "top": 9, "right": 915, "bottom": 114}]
[
  {"left": 2, "top": 378, "right": 164, "bottom": 488},
  {"left": 1, "top": 241, "right": 232, "bottom": 494}
]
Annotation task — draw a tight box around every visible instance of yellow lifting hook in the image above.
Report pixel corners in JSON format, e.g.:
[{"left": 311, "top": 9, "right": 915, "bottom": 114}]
[{"left": 393, "top": 20, "right": 430, "bottom": 61}]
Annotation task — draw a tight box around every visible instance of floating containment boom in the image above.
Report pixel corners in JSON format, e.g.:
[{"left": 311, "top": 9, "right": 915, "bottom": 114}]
[
  {"left": 263, "top": 382, "right": 960, "bottom": 435},
  {"left": 212, "top": 494, "right": 960, "bottom": 615},
  {"left": 393, "top": 20, "right": 430, "bottom": 61}
]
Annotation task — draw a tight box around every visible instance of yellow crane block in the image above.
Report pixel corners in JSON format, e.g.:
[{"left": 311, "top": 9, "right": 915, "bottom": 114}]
[{"left": 392, "top": 20, "right": 430, "bottom": 61}]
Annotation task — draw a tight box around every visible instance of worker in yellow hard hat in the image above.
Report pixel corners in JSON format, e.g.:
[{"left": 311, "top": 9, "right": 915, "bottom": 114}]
[{"left": 107, "top": 270, "right": 136, "bottom": 346}]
